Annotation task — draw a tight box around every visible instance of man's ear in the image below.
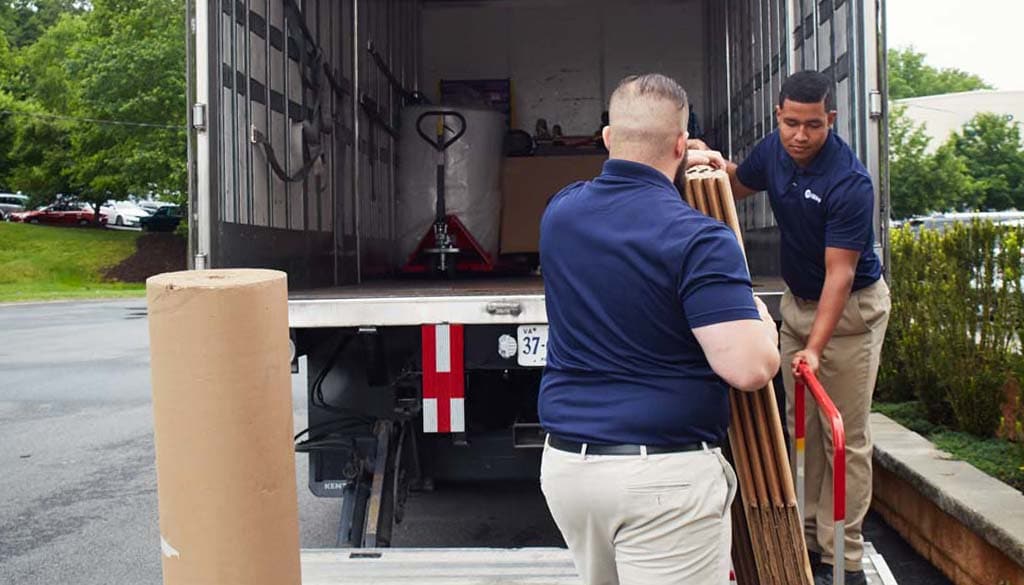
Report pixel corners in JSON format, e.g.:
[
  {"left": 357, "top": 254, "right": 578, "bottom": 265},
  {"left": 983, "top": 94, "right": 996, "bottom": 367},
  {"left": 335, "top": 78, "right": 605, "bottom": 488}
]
[
  {"left": 601, "top": 126, "right": 612, "bottom": 150},
  {"left": 675, "top": 131, "right": 689, "bottom": 160},
  {"left": 827, "top": 111, "right": 837, "bottom": 128}
]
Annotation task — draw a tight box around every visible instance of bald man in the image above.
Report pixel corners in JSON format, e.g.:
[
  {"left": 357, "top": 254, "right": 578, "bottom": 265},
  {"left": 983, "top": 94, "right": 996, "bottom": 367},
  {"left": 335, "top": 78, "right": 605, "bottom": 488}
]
[{"left": 538, "top": 74, "right": 780, "bottom": 585}]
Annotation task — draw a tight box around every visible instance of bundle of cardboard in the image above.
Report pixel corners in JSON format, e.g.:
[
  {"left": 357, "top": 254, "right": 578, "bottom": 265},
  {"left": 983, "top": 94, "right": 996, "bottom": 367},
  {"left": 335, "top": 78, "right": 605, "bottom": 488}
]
[{"left": 683, "top": 167, "right": 813, "bottom": 585}]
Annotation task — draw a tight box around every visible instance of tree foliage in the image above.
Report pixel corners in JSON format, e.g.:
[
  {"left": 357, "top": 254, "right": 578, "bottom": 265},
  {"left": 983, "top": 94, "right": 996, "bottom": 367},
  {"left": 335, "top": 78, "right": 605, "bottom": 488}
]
[
  {"left": 888, "top": 46, "right": 993, "bottom": 100},
  {"left": 949, "top": 113, "right": 1024, "bottom": 211},
  {"left": 890, "top": 111, "right": 1024, "bottom": 218},
  {"left": 0, "top": 0, "right": 185, "bottom": 208},
  {"left": 1, "top": 0, "right": 88, "bottom": 48}
]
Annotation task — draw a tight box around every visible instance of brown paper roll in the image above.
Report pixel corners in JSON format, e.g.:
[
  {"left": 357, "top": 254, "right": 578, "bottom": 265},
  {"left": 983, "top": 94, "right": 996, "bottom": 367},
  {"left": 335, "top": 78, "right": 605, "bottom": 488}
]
[{"left": 147, "top": 269, "right": 300, "bottom": 585}]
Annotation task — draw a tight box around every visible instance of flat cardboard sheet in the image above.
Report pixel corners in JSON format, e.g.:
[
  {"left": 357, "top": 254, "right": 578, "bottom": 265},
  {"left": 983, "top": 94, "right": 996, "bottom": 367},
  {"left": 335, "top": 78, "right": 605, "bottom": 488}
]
[{"left": 499, "top": 154, "right": 607, "bottom": 254}]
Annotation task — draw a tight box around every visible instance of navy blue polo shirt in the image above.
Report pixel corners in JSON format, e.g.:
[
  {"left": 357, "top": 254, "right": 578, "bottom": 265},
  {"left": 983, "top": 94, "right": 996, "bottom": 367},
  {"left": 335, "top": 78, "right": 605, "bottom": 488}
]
[
  {"left": 537, "top": 159, "right": 761, "bottom": 446},
  {"left": 736, "top": 130, "right": 882, "bottom": 300}
]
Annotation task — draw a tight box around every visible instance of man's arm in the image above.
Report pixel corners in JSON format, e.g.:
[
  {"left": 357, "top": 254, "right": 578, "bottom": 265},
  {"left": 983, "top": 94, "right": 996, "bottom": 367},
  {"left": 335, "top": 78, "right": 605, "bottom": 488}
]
[
  {"left": 680, "top": 225, "right": 779, "bottom": 391},
  {"left": 693, "top": 297, "right": 780, "bottom": 392},
  {"left": 791, "top": 247, "right": 859, "bottom": 375},
  {"left": 726, "top": 162, "right": 758, "bottom": 201}
]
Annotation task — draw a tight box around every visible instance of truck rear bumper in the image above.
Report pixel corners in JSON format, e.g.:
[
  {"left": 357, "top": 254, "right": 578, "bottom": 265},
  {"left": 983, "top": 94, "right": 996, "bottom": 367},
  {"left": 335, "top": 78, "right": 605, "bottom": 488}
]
[{"left": 299, "top": 542, "right": 897, "bottom": 584}]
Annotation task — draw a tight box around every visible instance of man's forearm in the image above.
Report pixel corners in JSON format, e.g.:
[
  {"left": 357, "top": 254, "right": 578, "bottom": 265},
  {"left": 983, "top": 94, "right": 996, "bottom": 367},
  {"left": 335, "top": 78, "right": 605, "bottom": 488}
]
[
  {"left": 726, "top": 162, "right": 756, "bottom": 200},
  {"left": 805, "top": 270, "right": 855, "bottom": 354}
]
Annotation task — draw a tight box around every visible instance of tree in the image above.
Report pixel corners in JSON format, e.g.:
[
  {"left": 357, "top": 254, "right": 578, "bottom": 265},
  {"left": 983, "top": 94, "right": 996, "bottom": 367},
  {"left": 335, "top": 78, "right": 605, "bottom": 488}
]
[
  {"left": 0, "top": 12, "right": 85, "bottom": 200},
  {"left": 949, "top": 113, "right": 1024, "bottom": 211},
  {"left": 1, "top": 95, "right": 75, "bottom": 202},
  {"left": 0, "top": 27, "right": 11, "bottom": 79},
  {"left": 889, "top": 106, "right": 975, "bottom": 218},
  {"left": 64, "top": 0, "right": 186, "bottom": 209},
  {"left": 0, "top": 0, "right": 186, "bottom": 217},
  {"left": 929, "top": 141, "right": 979, "bottom": 211},
  {"left": 888, "top": 47, "right": 993, "bottom": 100},
  {"left": 889, "top": 105, "right": 934, "bottom": 218},
  {"left": 6, "top": 12, "right": 85, "bottom": 108},
  {"left": 1, "top": 0, "right": 89, "bottom": 48},
  {"left": 0, "top": 32, "right": 15, "bottom": 190}
]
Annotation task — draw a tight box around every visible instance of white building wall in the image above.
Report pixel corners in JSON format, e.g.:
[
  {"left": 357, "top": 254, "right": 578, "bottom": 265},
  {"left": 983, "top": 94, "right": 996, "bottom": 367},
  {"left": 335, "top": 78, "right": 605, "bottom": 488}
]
[{"left": 896, "top": 90, "right": 1024, "bottom": 153}]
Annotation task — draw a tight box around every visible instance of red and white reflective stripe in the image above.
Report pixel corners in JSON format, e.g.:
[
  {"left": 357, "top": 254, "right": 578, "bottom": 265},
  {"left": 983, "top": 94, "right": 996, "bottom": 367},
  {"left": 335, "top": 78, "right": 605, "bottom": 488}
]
[{"left": 421, "top": 324, "right": 465, "bottom": 433}]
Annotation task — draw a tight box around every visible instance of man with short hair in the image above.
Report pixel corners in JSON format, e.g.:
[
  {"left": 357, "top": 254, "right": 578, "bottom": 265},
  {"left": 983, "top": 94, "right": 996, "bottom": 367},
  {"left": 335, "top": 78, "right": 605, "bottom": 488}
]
[
  {"left": 727, "top": 70, "right": 891, "bottom": 585},
  {"left": 539, "top": 73, "right": 781, "bottom": 585}
]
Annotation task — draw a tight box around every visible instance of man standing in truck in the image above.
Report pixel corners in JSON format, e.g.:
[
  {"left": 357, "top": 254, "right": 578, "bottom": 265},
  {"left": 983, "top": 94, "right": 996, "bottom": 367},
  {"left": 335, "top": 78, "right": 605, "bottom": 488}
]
[
  {"left": 726, "top": 70, "right": 891, "bottom": 585},
  {"left": 538, "top": 73, "right": 781, "bottom": 585}
]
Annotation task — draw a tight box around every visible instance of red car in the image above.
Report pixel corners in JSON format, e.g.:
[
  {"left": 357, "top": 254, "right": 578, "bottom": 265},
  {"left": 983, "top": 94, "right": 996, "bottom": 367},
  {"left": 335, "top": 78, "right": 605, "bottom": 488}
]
[{"left": 8, "top": 202, "right": 105, "bottom": 226}]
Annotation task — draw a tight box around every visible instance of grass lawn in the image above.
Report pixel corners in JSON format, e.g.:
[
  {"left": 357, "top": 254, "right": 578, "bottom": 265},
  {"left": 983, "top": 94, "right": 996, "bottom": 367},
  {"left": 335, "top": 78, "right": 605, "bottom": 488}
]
[
  {"left": 0, "top": 222, "right": 146, "bottom": 303},
  {"left": 874, "top": 401, "right": 1024, "bottom": 492}
]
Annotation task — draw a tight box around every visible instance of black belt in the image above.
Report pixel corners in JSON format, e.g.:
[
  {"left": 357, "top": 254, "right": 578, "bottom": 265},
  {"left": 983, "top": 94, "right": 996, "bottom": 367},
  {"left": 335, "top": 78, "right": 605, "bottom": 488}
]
[{"left": 547, "top": 434, "right": 718, "bottom": 456}]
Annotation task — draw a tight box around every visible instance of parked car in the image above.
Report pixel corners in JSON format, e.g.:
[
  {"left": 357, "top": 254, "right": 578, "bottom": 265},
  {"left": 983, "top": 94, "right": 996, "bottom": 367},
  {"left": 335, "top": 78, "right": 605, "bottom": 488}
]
[
  {"left": 0, "top": 193, "right": 29, "bottom": 220},
  {"left": 8, "top": 201, "right": 105, "bottom": 226},
  {"left": 140, "top": 205, "right": 183, "bottom": 232},
  {"left": 137, "top": 199, "right": 176, "bottom": 215},
  {"left": 906, "top": 211, "right": 1024, "bottom": 234},
  {"left": 101, "top": 200, "right": 151, "bottom": 228}
]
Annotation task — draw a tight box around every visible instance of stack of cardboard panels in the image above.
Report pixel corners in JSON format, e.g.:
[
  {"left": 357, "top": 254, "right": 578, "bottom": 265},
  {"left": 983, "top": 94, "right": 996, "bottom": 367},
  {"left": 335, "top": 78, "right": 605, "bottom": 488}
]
[{"left": 684, "top": 167, "right": 814, "bottom": 585}]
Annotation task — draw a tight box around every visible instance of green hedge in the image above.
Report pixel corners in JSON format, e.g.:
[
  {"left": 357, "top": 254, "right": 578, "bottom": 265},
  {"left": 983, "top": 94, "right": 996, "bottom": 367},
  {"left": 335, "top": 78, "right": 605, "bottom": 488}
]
[{"left": 879, "top": 221, "right": 1024, "bottom": 438}]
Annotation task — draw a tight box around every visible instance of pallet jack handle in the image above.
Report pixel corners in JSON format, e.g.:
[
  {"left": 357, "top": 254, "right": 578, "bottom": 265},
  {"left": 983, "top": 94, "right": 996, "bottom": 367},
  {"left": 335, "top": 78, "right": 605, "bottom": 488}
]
[
  {"left": 416, "top": 110, "right": 467, "bottom": 153},
  {"left": 416, "top": 111, "right": 466, "bottom": 223},
  {"left": 795, "top": 362, "right": 847, "bottom": 585}
]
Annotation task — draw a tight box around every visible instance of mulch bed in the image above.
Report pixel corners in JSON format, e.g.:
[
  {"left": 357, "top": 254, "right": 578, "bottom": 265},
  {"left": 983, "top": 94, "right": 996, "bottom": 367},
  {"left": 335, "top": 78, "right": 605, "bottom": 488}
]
[{"left": 104, "top": 233, "right": 187, "bottom": 283}]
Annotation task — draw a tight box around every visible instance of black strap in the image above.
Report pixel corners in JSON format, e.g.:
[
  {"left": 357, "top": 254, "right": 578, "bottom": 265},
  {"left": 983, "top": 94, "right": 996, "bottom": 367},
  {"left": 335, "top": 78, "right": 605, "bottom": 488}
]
[
  {"left": 251, "top": 127, "right": 323, "bottom": 184},
  {"left": 249, "top": 0, "right": 332, "bottom": 185},
  {"left": 366, "top": 41, "right": 429, "bottom": 107}
]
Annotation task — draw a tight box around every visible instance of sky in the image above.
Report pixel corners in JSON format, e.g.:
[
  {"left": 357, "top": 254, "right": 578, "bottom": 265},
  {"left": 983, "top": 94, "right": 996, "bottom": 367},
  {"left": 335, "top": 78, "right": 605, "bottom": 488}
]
[{"left": 887, "top": 0, "right": 1024, "bottom": 92}]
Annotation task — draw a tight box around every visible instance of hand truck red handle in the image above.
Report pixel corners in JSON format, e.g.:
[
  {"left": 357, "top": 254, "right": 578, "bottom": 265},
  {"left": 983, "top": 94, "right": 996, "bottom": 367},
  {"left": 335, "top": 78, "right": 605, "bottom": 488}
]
[{"left": 794, "top": 362, "right": 847, "bottom": 585}]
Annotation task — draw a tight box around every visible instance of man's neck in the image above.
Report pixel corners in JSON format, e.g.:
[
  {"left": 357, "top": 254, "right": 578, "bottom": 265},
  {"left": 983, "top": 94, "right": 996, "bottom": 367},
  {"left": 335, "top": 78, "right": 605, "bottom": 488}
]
[{"left": 611, "top": 155, "right": 678, "bottom": 183}]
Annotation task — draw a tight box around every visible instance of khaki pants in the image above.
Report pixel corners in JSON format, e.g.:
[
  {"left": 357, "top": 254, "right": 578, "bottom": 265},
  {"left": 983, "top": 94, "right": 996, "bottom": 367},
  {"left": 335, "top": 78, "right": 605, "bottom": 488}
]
[
  {"left": 781, "top": 279, "right": 890, "bottom": 572},
  {"left": 540, "top": 439, "right": 737, "bottom": 585}
]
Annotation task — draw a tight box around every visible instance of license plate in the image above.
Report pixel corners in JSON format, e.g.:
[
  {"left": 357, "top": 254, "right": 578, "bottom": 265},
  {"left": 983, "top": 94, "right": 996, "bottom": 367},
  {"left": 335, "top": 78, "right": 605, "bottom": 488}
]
[{"left": 517, "top": 325, "right": 548, "bottom": 367}]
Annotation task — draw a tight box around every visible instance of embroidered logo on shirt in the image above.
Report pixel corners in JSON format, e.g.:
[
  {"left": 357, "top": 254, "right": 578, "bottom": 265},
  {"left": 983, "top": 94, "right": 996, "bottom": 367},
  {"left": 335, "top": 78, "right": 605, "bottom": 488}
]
[{"left": 804, "top": 189, "right": 822, "bottom": 204}]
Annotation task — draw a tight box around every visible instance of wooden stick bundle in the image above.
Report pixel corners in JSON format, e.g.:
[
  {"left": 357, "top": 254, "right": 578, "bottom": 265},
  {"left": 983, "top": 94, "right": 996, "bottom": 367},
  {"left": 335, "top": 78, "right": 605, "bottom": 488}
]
[{"left": 684, "top": 167, "right": 813, "bottom": 585}]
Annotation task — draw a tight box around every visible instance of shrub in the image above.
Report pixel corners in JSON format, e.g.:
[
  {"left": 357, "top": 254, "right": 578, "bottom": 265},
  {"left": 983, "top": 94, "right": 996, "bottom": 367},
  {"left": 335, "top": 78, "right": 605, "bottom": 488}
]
[{"left": 879, "top": 221, "right": 1024, "bottom": 437}]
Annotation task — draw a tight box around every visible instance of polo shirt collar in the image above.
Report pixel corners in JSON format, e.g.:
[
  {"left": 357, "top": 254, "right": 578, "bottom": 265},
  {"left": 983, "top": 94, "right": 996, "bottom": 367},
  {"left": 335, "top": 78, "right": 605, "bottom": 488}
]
[
  {"left": 601, "top": 158, "right": 676, "bottom": 190},
  {"left": 777, "top": 129, "right": 840, "bottom": 176}
]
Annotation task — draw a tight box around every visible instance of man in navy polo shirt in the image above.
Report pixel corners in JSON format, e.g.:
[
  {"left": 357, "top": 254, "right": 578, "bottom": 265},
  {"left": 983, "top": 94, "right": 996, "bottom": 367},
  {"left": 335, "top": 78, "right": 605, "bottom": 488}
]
[
  {"left": 538, "top": 73, "right": 780, "bottom": 585},
  {"left": 727, "top": 71, "right": 891, "bottom": 585}
]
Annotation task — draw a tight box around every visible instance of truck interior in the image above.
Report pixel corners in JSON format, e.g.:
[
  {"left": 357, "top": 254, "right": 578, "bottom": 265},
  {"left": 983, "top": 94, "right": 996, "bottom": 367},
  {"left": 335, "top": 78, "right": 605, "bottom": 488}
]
[
  {"left": 188, "top": 0, "right": 886, "bottom": 552},
  {"left": 192, "top": 0, "right": 878, "bottom": 294}
]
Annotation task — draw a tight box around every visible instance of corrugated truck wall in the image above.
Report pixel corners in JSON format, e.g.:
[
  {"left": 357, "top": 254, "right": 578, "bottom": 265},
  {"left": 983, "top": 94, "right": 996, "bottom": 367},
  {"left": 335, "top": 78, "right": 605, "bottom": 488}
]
[
  {"left": 209, "top": 0, "right": 348, "bottom": 287},
  {"left": 355, "top": 0, "right": 419, "bottom": 280},
  {"left": 704, "top": 0, "right": 871, "bottom": 279}
]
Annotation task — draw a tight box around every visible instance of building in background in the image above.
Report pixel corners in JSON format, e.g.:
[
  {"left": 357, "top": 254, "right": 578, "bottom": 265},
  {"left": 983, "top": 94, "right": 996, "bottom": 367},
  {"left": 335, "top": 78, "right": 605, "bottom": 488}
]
[{"left": 895, "top": 90, "right": 1024, "bottom": 152}]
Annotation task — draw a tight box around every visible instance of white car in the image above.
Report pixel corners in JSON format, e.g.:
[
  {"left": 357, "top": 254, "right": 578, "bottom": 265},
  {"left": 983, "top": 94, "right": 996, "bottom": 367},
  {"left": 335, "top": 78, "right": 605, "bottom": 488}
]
[
  {"left": 101, "top": 200, "right": 151, "bottom": 228},
  {"left": 0, "top": 193, "right": 29, "bottom": 220}
]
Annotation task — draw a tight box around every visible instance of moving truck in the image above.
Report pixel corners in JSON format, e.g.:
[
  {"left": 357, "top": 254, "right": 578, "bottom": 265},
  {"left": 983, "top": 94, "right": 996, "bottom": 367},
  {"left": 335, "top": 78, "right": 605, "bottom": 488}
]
[{"left": 186, "top": 0, "right": 893, "bottom": 576}]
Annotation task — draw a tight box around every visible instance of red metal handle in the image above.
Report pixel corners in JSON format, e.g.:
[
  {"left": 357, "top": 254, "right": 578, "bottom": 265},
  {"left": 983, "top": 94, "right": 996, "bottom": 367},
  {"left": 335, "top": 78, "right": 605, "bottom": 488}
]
[{"left": 795, "top": 362, "right": 846, "bottom": 522}]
